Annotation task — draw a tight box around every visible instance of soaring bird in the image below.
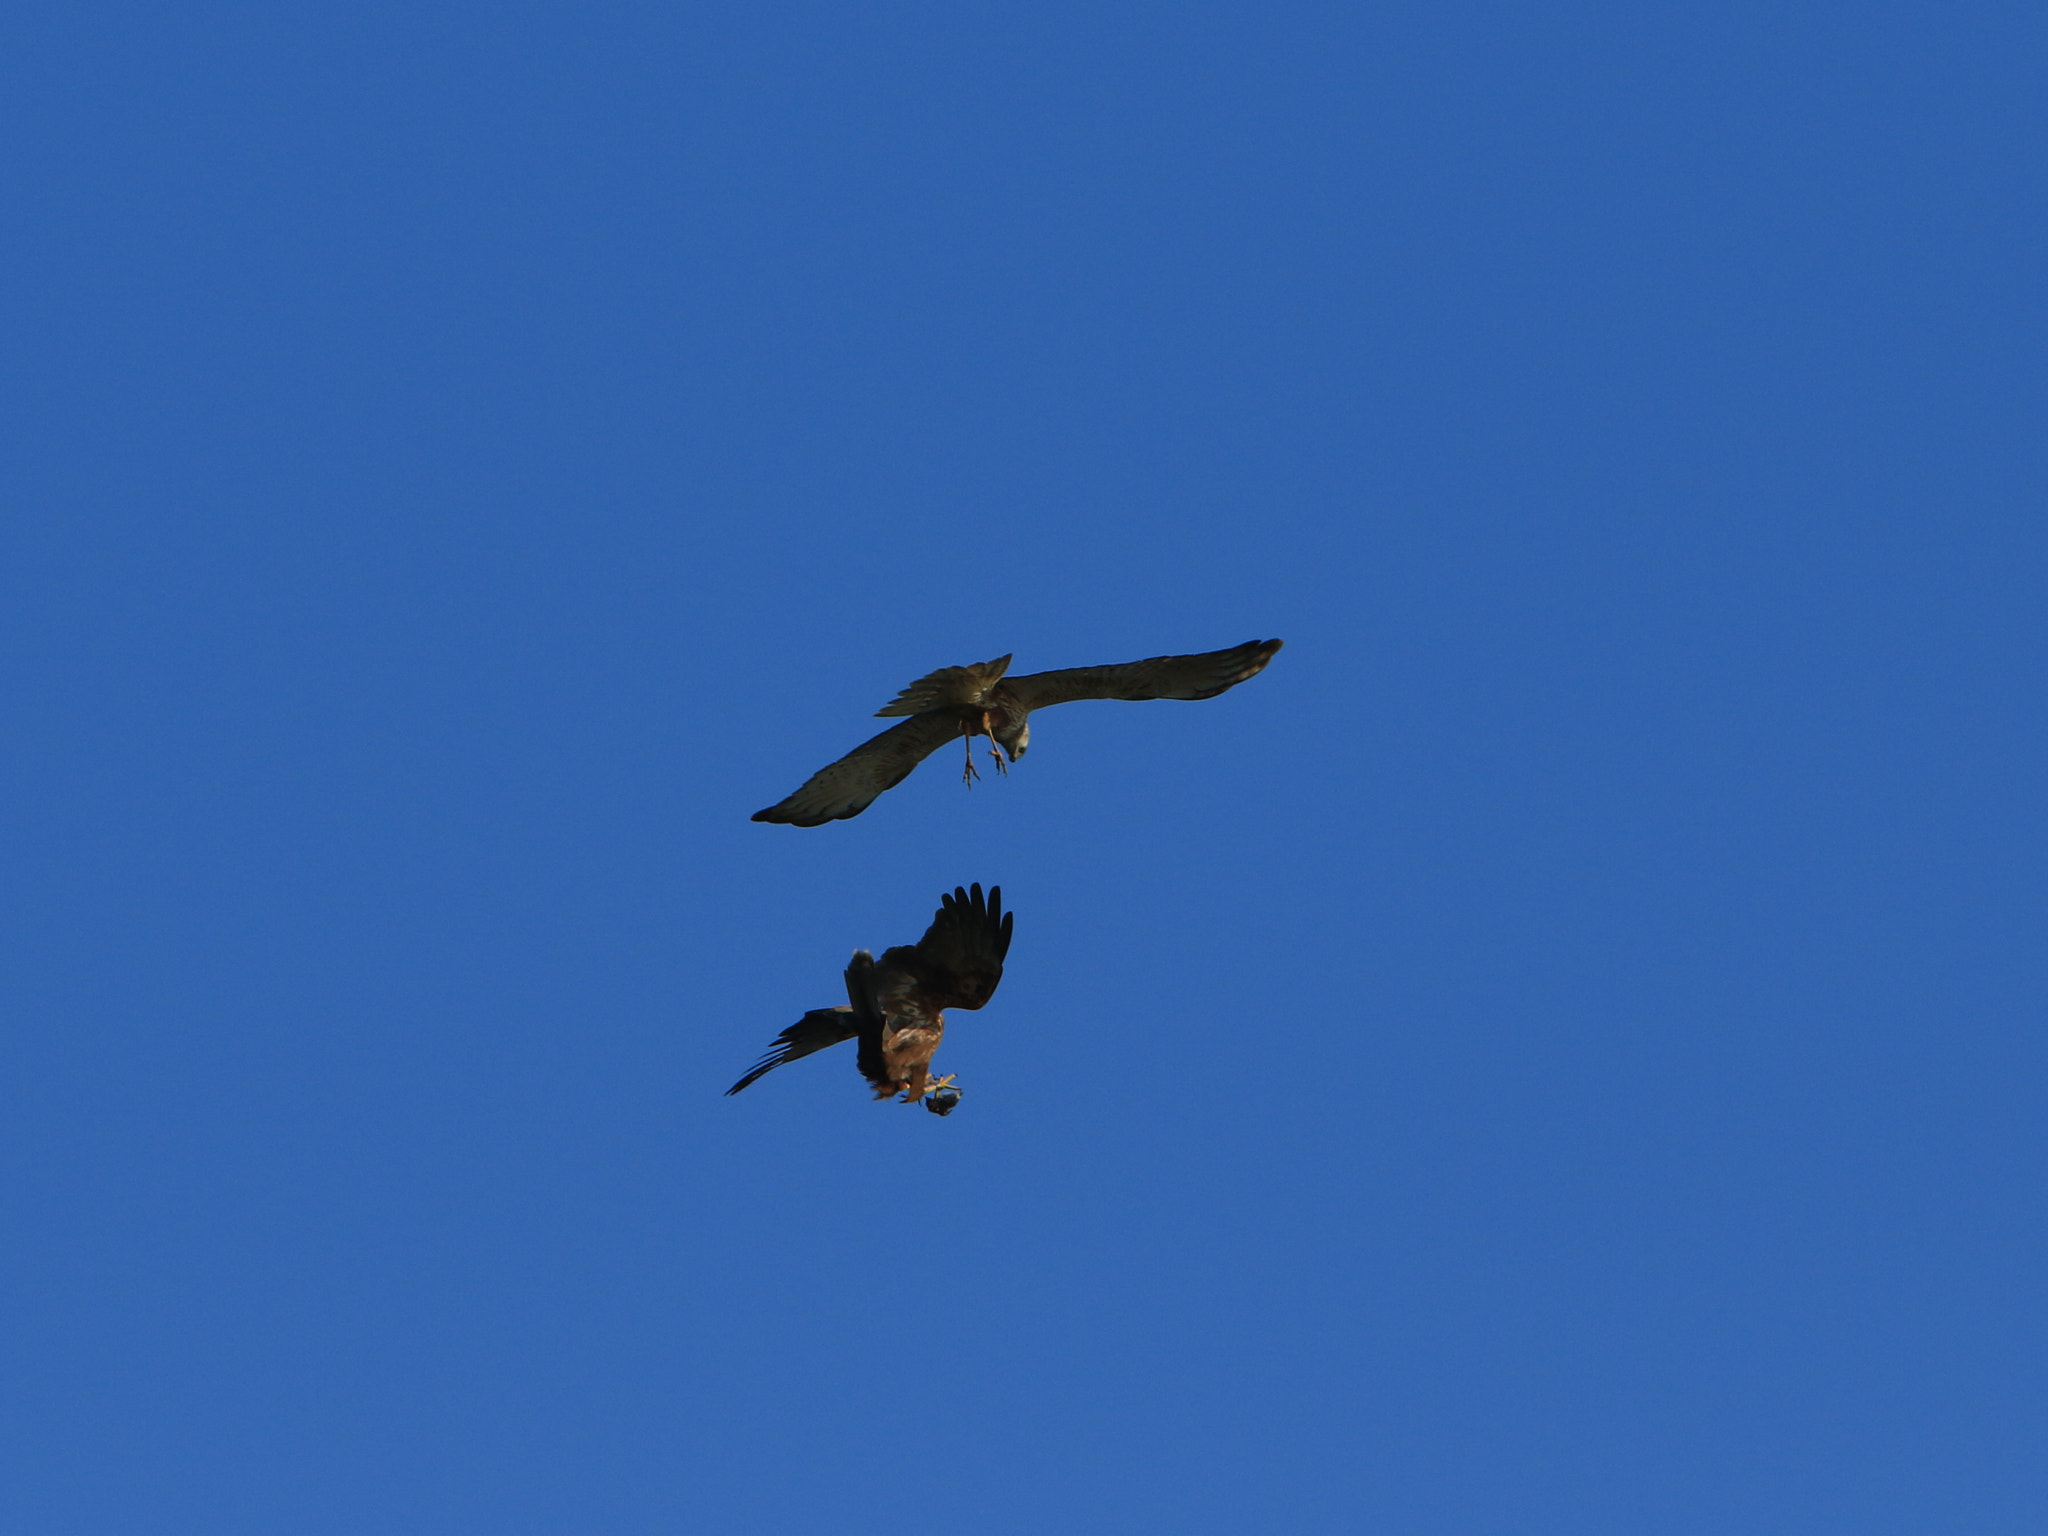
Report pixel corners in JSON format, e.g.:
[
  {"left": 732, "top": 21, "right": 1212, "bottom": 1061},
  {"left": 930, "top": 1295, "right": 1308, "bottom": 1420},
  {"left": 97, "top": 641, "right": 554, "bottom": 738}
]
[
  {"left": 752, "top": 638, "right": 1283, "bottom": 827},
  {"left": 724, "top": 883, "right": 1013, "bottom": 1113}
]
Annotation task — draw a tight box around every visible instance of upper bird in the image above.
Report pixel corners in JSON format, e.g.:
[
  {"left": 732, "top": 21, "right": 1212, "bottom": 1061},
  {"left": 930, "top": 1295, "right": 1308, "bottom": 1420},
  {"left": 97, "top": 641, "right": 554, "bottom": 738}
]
[
  {"left": 724, "top": 883, "right": 1013, "bottom": 1113},
  {"left": 752, "top": 638, "right": 1284, "bottom": 827}
]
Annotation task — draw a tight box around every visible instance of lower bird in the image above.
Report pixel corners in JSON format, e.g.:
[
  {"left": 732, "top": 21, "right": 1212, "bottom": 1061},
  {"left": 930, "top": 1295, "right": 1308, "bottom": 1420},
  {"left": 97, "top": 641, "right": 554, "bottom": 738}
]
[{"left": 725, "top": 884, "right": 1013, "bottom": 1114}]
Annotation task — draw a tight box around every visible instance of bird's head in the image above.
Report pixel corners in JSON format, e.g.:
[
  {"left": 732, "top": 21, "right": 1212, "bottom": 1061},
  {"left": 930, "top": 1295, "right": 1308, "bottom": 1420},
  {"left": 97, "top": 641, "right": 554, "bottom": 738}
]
[{"left": 992, "top": 718, "right": 1029, "bottom": 761}]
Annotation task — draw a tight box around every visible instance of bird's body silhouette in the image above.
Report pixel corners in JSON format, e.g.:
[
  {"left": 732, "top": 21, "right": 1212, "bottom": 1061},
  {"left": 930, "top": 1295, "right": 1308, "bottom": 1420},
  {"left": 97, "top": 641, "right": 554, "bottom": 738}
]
[
  {"left": 725, "top": 884, "right": 1013, "bottom": 1109},
  {"left": 752, "top": 639, "right": 1283, "bottom": 826}
]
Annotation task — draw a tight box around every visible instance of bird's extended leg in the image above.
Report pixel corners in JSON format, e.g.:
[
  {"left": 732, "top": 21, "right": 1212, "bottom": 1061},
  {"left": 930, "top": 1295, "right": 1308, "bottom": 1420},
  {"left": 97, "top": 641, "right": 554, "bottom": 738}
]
[
  {"left": 982, "top": 711, "right": 1008, "bottom": 775},
  {"left": 960, "top": 724, "right": 982, "bottom": 786}
]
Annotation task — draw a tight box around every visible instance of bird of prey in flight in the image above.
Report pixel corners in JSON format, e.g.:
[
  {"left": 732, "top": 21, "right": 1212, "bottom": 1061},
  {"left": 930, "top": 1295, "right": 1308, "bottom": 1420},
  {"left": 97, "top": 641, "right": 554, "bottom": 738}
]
[
  {"left": 725, "top": 884, "right": 1012, "bottom": 1114},
  {"left": 752, "top": 638, "right": 1283, "bottom": 827}
]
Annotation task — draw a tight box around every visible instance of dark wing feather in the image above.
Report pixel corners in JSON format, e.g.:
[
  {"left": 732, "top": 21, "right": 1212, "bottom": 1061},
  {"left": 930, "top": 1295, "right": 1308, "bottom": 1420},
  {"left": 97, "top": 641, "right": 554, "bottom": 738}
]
[
  {"left": 846, "top": 948, "right": 898, "bottom": 1090},
  {"left": 842, "top": 948, "right": 882, "bottom": 1022},
  {"left": 752, "top": 712, "right": 964, "bottom": 826},
  {"left": 874, "top": 655, "right": 1012, "bottom": 717},
  {"left": 1003, "top": 639, "right": 1283, "bottom": 712},
  {"left": 725, "top": 1004, "right": 860, "bottom": 1095},
  {"left": 908, "top": 882, "right": 1012, "bottom": 1010}
]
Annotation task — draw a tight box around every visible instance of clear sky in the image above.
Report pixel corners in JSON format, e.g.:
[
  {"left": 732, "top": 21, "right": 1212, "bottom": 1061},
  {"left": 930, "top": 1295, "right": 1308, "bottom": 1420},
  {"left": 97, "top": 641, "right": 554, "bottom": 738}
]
[{"left": 2, "top": 3, "right": 2043, "bottom": 1532}]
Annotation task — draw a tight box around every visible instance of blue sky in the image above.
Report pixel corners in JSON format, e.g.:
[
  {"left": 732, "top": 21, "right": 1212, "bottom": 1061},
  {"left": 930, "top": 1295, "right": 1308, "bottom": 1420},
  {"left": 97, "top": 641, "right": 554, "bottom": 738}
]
[{"left": 2, "top": 3, "right": 2043, "bottom": 1532}]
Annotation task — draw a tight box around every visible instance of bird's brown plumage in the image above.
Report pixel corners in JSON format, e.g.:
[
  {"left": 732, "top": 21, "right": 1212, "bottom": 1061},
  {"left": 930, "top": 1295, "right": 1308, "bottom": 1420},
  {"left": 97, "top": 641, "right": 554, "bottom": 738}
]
[
  {"left": 724, "top": 883, "right": 1014, "bottom": 1104},
  {"left": 751, "top": 639, "right": 1283, "bottom": 826}
]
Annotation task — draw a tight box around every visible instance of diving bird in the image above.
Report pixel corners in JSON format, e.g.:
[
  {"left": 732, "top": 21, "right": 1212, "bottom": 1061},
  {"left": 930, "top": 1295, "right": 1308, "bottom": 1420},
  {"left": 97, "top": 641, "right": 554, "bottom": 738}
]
[
  {"left": 752, "top": 638, "right": 1283, "bottom": 826},
  {"left": 724, "top": 883, "right": 1013, "bottom": 1113}
]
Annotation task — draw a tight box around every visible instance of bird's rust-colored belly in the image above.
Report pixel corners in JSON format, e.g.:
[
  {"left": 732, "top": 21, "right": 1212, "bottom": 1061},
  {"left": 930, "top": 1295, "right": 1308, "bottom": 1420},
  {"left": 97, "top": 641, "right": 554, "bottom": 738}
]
[{"left": 877, "top": 1017, "right": 944, "bottom": 1100}]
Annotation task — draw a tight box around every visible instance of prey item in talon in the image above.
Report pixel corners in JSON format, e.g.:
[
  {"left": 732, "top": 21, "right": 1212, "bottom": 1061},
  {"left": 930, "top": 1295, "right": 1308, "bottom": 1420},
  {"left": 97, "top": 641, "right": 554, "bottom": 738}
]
[{"left": 925, "top": 1085, "right": 962, "bottom": 1116}]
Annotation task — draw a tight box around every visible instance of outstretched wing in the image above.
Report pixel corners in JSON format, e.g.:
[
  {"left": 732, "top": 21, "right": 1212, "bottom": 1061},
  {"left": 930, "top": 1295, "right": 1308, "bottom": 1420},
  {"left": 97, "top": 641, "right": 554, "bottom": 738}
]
[
  {"left": 1002, "top": 639, "right": 1283, "bottom": 712},
  {"left": 724, "top": 1004, "right": 860, "bottom": 1095},
  {"left": 908, "top": 882, "right": 1013, "bottom": 1010},
  {"left": 874, "top": 655, "right": 1012, "bottom": 717},
  {"left": 752, "top": 712, "right": 963, "bottom": 826}
]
